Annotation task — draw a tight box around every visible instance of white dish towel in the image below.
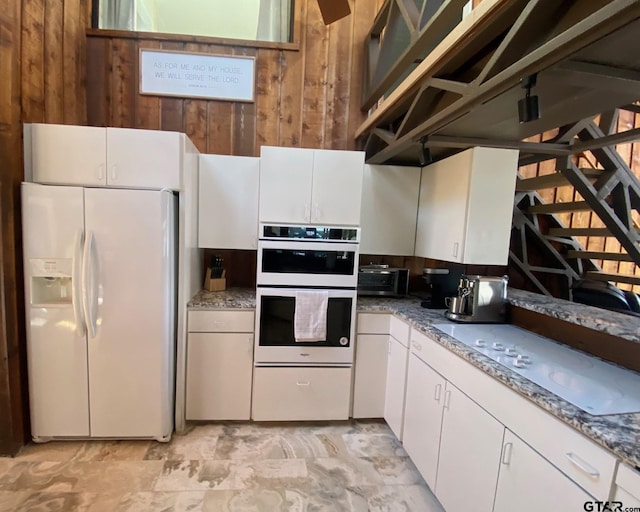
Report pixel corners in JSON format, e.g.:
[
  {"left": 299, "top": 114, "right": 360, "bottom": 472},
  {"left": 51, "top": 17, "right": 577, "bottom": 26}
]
[{"left": 294, "top": 290, "right": 329, "bottom": 342}]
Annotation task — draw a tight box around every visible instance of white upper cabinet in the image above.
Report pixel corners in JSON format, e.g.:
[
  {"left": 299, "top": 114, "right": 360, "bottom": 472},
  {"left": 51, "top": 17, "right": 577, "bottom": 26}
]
[
  {"left": 198, "top": 154, "right": 259, "bottom": 249},
  {"left": 106, "top": 127, "right": 182, "bottom": 190},
  {"left": 311, "top": 149, "right": 364, "bottom": 226},
  {"left": 415, "top": 147, "right": 518, "bottom": 264},
  {"left": 259, "top": 146, "right": 314, "bottom": 224},
  {"left": 259, "top": 146, "right": 364, "bottom": 226},
  {"left": 30, "top": 124, "right": 107, "bottom": 187},
  {"left": 360, "top": 164, "right": 421, "bottom": 255},
  {"left": 28, "top": 123, "right": 182, "bottom": 190}
]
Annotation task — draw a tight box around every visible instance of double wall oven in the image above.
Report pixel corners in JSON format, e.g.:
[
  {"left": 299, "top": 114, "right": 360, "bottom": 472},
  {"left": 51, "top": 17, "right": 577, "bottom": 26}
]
[{"left": 255, "top": 224, "right": 359, "bottom": 366}]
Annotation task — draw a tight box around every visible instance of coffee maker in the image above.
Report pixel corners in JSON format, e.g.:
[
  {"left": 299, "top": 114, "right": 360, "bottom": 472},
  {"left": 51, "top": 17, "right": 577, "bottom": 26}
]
[
  {"left": 445, "top": 275, "right": 508, "bottom": 323},
  {"left": 419, "top": 267, "right": 464, "bottom": 309}
]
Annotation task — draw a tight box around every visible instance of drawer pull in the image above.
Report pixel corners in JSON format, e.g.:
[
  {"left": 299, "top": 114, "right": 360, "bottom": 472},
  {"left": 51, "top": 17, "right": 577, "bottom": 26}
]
[
  {"left": 565, "top": 452, "right": 600, "bottom": 478},
  {"left": 296, "top": 381, "right": 310, "bottom": 387},
  {"left": 411, "top": 341, "right": 422, "bottom": 351},
  {"left": 434, "top": 384, "right": 442, "bottom": 402},
  {"left": 501, "top": 442, "right": 513, "bottom": 465}
]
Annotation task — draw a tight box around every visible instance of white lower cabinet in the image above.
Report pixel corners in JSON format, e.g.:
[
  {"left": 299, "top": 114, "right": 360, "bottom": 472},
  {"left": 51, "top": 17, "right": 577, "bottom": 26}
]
[
  {"left": 383, "top": 317, "right": 410, "bottom": 440},
  {"left": 252, "top": 367, "right": 352, "bottom": 421},
  {"left": 186, "top": 333, "right": 253, "bottom": 420},
  {"left": 402, "top": 352, "right": 445, "bottom": 489},
  {"left": 435, "top": 383, "right": 504, "bottom": 512},
  {"left": 352, "top": 334, "right": 389, "bottom": 418},
  {"left": 185, "top": 310, "right": 255, "bottom": 420},
  {"left": 405, "top": 330, "right": 503, "bottom": 512},
  {"left": 353, "top": 313, "right": 391, "bottom": 418},
  {"left": 614, "top": 463, "right": 640, "bottom": 507},
  {"left": 494, "top": 430, "right": 593, "bottom": 512},
  {"left": 402, "top": 325, "right": 618, "bottom": 512}
]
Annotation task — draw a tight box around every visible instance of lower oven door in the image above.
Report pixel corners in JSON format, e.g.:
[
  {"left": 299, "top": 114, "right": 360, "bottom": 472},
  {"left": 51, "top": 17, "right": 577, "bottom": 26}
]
[{"left": 255, "top": 287, "right": 356, "bottom": 365}]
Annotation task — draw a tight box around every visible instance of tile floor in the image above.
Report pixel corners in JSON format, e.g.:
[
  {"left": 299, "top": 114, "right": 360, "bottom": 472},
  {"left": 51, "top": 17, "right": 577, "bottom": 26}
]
[{"left": 0, "top": 420, "right": 445, "bottom": 511}]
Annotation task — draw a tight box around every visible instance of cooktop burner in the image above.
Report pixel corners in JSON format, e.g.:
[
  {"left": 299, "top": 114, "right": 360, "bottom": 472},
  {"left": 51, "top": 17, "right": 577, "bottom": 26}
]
[{"left": 432, "top": 323, "right": 640, "bottom": 416}]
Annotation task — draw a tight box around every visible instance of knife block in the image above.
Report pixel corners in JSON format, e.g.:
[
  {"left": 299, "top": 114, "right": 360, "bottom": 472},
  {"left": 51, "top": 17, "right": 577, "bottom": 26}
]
[{"left": 204, "top": 269, "right": 226, "bottom": 291}]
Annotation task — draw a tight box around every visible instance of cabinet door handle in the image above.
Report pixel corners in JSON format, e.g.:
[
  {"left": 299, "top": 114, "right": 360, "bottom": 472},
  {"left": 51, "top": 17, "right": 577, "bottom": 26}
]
[
  {"left": 97, "top": 164, "right": 105, "bottom": 180},
  {"left": 434, "top": 384, "right": 442, "bottom": 402},
  {"left": 453, "top": 242, "right": 459, "bottom": 258},
  {"left": 314, "top": 203, "right": 320, "bottom": 220},
  {"left": 565, "top": 452, "right": 600, "bottom": 478},
  {"left": 304, "top": 203, "right": 310, "bottom": 221},
  {"left": 296, "top": 381, "right": 310, "bottom": 387},
  {"left": 501, "top": 442, "right": 513, "bottom": 465},
  {"left": 110, "top": 164, "right": 118, "bottom": 182},
  {"left": 411, "top": 341, "right": 422, "bottom": 351},
  {"left": 443, "top": 389, "right": 452, "bottom": 410}
]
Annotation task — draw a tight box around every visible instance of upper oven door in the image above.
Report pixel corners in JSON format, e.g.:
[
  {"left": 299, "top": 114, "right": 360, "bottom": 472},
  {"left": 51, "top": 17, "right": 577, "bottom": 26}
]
[{"left": 257, "top": 240, "right": 359, "bottom": 287}]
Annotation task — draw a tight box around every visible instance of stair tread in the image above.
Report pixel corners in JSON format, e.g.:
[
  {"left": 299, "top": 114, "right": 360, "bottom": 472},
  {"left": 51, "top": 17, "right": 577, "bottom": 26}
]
[
  {"left": 566, "top": 250, "right": 634, "bottom": 261},
  {"left": 548, "top": 227, "right": 614, "bottom": 236},
  {"left": 517, "top": 169, "right": 602, "bottom": 191},
  {"left": 585, "top": 271, "right": 640, "bottom": 286},
  {"left": 528, "top": 201, "right": 591, "bottom": 214}
]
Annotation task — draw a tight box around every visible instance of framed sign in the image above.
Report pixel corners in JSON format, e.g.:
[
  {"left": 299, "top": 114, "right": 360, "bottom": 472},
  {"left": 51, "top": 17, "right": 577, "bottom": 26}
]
[{"left": 139, "top": 49, "right": 256, "bottom": 102}]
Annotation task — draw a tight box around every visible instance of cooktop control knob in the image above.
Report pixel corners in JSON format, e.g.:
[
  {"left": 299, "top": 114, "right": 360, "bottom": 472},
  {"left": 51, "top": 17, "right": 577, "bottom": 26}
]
[
  {"left": 505, "top": 347, "right": 518, "bottom": 357},
  {"left": 339, "top": 337, "right": 349, "bottom": 346},
  {"left": 492, "top": 342, "right": 505, "bottom": 351},
  {"left": 475, "top": 339, "right": 486, "bottom": 347},
  {"left": 514, "top": 354, "right": 531, "bottom": 368}
]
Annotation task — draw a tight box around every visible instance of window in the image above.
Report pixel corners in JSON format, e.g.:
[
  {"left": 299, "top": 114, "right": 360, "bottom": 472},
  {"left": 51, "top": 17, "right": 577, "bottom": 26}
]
[{"left": 95, "top": 0, "right": 294, "bottom": 43}]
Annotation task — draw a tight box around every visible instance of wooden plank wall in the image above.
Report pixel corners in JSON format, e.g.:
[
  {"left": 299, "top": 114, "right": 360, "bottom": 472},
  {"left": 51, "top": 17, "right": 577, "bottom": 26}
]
[
  {"left": 0, "top": 0, "right": 91, "bottom": 455},
  {"left": 86, "top": 0, "right": 382, "bottom": 155},
  {"left": 0, "top": 0, "right": 26, "bottom": 456}
]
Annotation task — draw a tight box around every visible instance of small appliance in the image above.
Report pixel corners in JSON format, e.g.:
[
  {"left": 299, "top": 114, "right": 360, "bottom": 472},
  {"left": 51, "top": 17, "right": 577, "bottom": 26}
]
[
  {"left": 445, "top": 275, "right": 508, "bottom": 323},
  {"left": 419, "top": 267, "right": 464, "bottom": 308},
  {"left": 357, "top": 264, "right": 409, "bottom": 297}
]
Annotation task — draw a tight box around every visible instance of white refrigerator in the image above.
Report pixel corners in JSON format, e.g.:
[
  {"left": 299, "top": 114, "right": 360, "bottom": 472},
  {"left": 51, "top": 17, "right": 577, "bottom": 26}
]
[{"left": 22, "top": 182, "right": 176, "bottom": 442}]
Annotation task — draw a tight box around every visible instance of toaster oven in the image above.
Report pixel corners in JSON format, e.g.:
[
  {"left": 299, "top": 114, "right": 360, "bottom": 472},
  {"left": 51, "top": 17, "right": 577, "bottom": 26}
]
[{"left": 357, "top": 265, "right": 409, "bottom": 297}]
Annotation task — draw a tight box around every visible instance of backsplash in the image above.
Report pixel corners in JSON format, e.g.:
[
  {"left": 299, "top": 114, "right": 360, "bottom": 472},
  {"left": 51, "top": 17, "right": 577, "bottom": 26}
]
[{"left": 202, "top": 249, "right": 257, "bottom": 289}]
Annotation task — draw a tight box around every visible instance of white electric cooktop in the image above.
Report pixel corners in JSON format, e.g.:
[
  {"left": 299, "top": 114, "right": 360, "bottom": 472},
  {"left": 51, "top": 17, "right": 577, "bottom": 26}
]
[{"left": 432, "top": 323, "right": 640, "bottom": 416}]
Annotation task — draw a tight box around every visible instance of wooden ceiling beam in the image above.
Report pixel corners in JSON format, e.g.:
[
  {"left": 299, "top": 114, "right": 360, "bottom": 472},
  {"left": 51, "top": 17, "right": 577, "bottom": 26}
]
[
  {"left": 356, "top": 0, "right": 513, "bottom": 130},
  {"left": 362, "top": 0, "right": 469, "bottom": 111},
  {"left": 363, "top": 0, "right": 640, "bottom": 165},
  {"left": 554, "top": 60, "right": 640, "bottom": 95},
  {"left": 423, "top": 135, "right": 573, "bottom": 154}
]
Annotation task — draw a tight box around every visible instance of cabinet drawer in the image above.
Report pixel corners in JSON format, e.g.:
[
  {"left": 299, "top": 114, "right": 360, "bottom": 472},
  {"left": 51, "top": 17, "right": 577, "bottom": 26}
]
[
  {"left": 389, "top": 315, "right": 410, "bottom": 347},
  {"left": 252, "top": 367, "right": 351, "bottom": 421},
  {"left": 356, "top": 313, "right": 390, "bottom": 334},
  {"left": 409, "top": 327, "right": 429, "bottom": 361},
  {"left": 188, "top": 310, "right": 255, "bottom": 332}
]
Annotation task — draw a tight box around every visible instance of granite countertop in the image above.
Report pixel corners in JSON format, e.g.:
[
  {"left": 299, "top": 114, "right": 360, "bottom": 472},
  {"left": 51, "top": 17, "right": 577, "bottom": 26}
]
[
  {"left": 187, "top": 287, "right": 640, "bottom": 467},
  {"left": 188, "top": 288, "right": 257, "bottom": 309}
]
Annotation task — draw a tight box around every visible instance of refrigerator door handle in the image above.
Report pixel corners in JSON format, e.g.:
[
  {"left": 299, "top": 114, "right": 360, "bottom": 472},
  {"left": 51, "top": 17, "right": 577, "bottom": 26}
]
[
  {"left": 72, "top": 230, "right": 87, "bottom": 337},
  {"left": 82, "top": 230, "right": 99, "bottom": 338}
]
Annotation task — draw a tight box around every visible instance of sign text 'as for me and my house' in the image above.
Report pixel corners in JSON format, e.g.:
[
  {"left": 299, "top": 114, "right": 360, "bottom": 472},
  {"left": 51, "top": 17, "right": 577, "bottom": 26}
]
[{"left": 139, "top": 49, "right": 255, "bottom": 102}]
